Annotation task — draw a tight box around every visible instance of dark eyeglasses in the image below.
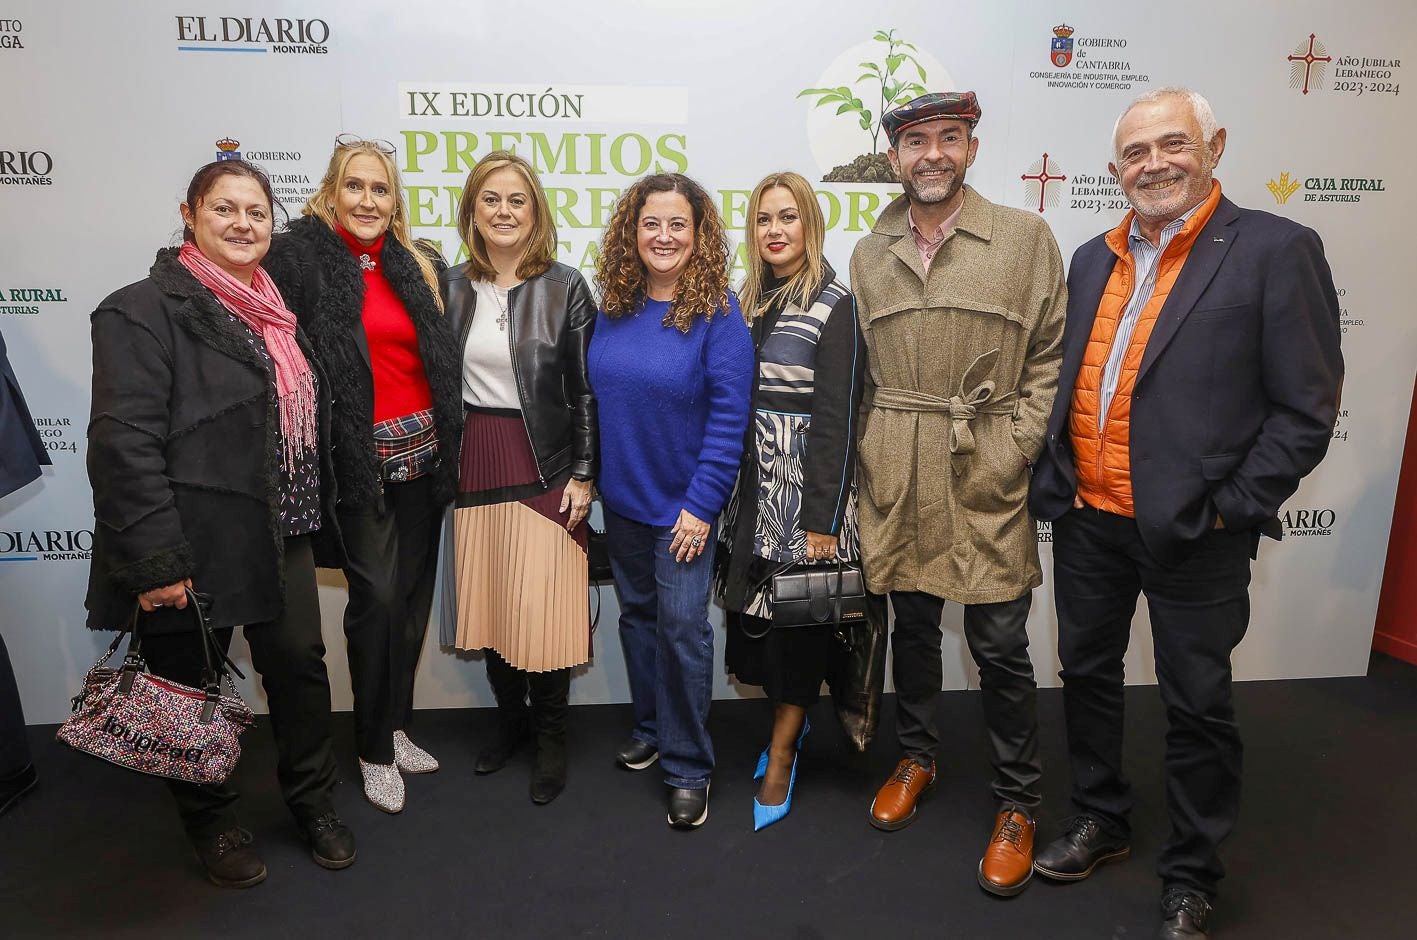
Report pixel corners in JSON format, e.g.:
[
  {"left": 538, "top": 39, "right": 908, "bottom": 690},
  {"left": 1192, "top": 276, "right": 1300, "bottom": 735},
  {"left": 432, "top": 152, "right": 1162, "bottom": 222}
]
[{"left": 335, "top": 133, "right": 396, "bottom": 155}]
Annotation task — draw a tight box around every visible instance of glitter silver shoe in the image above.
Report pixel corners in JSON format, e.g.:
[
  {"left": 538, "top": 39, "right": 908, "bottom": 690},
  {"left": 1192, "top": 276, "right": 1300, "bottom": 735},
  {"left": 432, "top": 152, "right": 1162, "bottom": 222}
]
[
  {"left": 393, "top": 731, "right": 439, "bottom": 774},
  {"left": 358, "top": 759, "right": 405, "bottom": 814}
]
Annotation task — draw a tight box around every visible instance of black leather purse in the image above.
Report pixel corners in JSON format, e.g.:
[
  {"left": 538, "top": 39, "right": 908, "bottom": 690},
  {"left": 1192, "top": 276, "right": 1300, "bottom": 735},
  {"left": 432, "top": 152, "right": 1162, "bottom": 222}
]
[{"left": 746, "top": 559, "right": 867, "bottom": 635}]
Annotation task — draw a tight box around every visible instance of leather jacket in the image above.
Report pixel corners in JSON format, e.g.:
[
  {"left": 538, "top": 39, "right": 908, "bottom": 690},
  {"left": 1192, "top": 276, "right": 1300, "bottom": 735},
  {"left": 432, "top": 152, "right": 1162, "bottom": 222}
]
[{"left": 441, "top": 260, "right": 597, "bottom": 482}]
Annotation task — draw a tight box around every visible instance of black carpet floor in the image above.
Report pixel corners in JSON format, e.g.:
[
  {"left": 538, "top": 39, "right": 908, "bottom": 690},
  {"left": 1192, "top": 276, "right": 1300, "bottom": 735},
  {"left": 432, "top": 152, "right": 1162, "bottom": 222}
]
[{"left": 2, "top": 654, "right": 1414, "bottom": 939}]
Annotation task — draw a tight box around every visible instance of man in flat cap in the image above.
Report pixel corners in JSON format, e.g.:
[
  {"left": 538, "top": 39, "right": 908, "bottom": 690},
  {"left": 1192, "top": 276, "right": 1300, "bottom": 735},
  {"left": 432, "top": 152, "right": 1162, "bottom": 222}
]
[
  {"left": 1029, "top": 87, "right": 1342, "bottom": 940},
  {"left": 850, "top": 91, "right": 1066, "bottom": 896}
]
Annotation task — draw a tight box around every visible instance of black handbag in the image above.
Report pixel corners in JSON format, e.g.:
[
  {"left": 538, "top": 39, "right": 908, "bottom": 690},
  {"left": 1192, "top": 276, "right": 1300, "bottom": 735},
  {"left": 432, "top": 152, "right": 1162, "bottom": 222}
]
[
  {"left": 745, "top": 559, "right": 868, "bottom": 637},
  {"left": 827, "top": 591, "right": 888, "bottom": 754},
  {"left": 587, "top": 525, "right": 613, "bottom": 584}
]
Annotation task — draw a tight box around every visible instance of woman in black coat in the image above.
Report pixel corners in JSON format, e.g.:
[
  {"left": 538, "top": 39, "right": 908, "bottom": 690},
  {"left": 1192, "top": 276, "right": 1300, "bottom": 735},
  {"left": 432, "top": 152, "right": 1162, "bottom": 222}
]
[
  {"left": 264, "top": 136, "right": 461, "bottom": 814},
  {"left": 86, "top": 160, "right": 353, "bottom": 887}
]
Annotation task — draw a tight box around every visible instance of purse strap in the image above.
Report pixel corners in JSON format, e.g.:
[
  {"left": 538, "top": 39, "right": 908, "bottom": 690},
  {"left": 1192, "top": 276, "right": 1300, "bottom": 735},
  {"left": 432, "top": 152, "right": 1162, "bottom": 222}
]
[{"left": 123, "top": 590, "right": 247, "bottom": 698}]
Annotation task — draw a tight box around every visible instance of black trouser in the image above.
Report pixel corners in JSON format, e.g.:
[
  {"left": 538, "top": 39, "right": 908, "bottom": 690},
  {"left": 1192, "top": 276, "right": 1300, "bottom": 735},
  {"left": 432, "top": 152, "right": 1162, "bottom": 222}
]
[
  {"left": 890, "top": 590, "right": 1042, "bottom": 808},
  {"left": 337, "top": 475, "right": 441, "bottom": 763},
  {"left": 484, "top": 649, "right": 570, "bottom": 738},
  {"left": 141, "top": 535, "right": 338, "bottom": 839},
  {"left": 1052, "top": 507, "right": 1252, "bottom": 898},
  {"left": 0, "top": 631, "right": 31, "bottom": 776}
]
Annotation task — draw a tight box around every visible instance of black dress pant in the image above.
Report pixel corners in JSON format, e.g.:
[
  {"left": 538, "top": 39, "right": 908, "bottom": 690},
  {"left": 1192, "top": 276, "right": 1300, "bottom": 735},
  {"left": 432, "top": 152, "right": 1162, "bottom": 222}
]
[
  {"left": 1052, "top": 507, "right": 1252, "bottom": 898},
  {"left": 337, "top": 475, "right": 441, "bottom": 763},
  {"left": 141, "top": 535, "right": 338, "bottom": 839},
  {"left": 0, "top": 631, "right": 31, "bottom": 775},
  {"left": 890, "top": 590, "right": 1042, "bottom": 807}
]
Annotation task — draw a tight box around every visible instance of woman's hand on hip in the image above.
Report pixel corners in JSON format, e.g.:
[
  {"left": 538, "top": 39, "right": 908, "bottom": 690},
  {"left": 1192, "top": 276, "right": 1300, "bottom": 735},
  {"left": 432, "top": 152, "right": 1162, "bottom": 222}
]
[
  {"left": 805, "top": 531, "right": 838, "bottom": 562},
  {"left": 561, "top": 478, "right": 594, "bottom": 531},
  {"left": 670, "top": 509, "right": 711, "bottom": 564},
  {"left": 139, "top": 578, "right": 193, "bottom": 613}
]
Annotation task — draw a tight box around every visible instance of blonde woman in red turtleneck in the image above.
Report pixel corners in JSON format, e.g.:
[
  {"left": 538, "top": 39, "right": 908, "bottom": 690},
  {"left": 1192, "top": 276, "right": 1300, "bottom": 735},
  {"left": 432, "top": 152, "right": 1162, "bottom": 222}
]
[{"left": 266, "top": 136, "right": 463, "bottom": 815}]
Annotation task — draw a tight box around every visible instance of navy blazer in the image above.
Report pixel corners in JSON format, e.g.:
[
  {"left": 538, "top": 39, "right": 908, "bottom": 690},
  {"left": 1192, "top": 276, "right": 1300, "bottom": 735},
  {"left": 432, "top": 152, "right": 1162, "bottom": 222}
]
[
  {"left": 1028, "top": 194, "right": 1344, "bottom": 563},
  {"left": 0, "top": 329, "right": 51, "bottom": 501}
]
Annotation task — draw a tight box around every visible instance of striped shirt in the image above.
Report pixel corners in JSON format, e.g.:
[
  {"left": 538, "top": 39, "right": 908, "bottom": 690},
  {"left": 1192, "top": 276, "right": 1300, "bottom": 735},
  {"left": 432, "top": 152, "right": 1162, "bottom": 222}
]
[{"left": 1097, "top": 203, "right": 1204, "bottom": 428}]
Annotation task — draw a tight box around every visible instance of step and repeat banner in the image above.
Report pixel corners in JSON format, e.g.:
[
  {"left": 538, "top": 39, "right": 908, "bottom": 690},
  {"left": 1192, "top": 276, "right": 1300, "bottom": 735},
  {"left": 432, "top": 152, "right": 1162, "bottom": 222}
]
[{"left": 2, "top": 1, "right": 1412, "bottom": 722}]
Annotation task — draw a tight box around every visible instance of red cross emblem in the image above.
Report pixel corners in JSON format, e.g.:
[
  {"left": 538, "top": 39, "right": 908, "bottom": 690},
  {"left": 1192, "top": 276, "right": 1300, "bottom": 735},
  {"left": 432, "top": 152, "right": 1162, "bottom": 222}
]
[
  {"left": 1287, "top": 33, "right": 1332, "bottom": 95},
  {"left": 1021, "top": 153, "right": 1068, "bottom": 213}
]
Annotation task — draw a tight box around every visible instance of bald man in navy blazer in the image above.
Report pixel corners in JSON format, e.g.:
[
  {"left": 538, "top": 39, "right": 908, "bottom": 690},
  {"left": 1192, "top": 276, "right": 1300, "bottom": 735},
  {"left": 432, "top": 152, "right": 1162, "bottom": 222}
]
[{"left": 1027, "top": 88, "right": 1343, "bottom": 940}]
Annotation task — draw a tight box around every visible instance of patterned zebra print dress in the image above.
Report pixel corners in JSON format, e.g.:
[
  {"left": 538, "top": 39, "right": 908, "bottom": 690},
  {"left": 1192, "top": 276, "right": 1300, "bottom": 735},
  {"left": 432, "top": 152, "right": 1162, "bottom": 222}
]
[{"left": 717, "top": 268, "right": 864, "bottom": 620}]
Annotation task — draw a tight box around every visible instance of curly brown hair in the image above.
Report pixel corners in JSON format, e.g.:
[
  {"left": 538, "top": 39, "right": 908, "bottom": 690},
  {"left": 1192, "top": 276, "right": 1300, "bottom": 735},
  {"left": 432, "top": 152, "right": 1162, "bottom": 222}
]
[{"left": 594, "top": 174, "right": 731, "bottom": 333}]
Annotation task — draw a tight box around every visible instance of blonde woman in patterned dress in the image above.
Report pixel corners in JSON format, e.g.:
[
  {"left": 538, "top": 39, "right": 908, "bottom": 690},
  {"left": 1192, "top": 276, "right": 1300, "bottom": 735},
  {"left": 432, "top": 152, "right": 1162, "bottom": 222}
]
[{"left": 716, "top": 171, "right": 866, "bottom": 830}]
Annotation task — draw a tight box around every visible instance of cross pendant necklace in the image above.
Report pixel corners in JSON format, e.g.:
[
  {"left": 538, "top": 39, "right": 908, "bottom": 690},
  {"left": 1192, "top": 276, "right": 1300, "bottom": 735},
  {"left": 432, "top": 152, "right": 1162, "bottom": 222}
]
[{"left": 493, "top": 285, "right": 510, "bottom": 331}]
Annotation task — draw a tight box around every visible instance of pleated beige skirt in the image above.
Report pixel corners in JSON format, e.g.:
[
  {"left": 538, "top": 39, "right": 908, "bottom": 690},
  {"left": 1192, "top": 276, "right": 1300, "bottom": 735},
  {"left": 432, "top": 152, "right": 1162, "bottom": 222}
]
[{"left": 451, "top": 408, "right": 589, "bottom": 672}]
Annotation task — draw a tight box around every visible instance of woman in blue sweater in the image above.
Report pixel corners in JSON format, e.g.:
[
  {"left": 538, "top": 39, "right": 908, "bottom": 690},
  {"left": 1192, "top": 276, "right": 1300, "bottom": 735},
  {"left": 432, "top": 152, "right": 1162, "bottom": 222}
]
[{"left": 590, "top": 174, "right": 753, "bottom": 830}]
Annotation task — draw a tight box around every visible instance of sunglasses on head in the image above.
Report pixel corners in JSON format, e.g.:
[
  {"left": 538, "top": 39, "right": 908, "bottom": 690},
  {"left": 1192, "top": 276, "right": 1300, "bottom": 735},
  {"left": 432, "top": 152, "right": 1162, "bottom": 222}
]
[{"left": 335, "top": 133, "right": 396, "bottom": 155}]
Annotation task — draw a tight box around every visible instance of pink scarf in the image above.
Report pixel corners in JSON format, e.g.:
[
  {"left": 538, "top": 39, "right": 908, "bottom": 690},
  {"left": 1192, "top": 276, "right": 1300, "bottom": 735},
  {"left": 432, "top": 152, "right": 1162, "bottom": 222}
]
[{"left": 178, "top": 241, "right": 317, "bottom": 473}]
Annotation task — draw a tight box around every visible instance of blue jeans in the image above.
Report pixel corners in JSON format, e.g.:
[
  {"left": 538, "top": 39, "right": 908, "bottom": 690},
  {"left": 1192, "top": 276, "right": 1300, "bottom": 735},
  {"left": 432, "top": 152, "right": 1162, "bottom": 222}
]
[{"left": 604, "top": 506, "right": 717, "bottom": 789}]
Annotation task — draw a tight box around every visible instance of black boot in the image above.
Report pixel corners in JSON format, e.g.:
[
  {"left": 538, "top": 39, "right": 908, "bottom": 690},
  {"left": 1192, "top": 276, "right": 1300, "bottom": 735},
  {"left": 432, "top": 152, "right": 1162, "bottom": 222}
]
[
  {"left": 193, "top": 826, "right": 267, "bottom": 888},
  {"left": 475, "top": 651, "right": 531, "bottom": 775},
  {"left": 528, "top": 668, "right": 570, "bottom": 805}
]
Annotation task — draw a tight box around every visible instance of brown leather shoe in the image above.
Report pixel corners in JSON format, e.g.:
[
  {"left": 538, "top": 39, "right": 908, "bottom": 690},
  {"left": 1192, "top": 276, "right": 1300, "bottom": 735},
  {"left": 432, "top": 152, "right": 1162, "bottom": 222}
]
[
  {"left": 868, "top": 758, "right": 935, "bottom": 831},
  {"left": 978, "top": 804, "right": 1035, "bottom": 897}
]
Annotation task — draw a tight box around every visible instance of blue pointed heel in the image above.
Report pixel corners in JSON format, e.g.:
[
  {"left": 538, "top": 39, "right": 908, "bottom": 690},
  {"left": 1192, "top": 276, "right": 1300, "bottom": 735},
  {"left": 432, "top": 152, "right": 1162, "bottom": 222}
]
[
  {"left": 753, "top": 749, "right": 769, "bottom": 780},
  {"left": 752, "top": 719, "right": 811, "bottom": 832}
]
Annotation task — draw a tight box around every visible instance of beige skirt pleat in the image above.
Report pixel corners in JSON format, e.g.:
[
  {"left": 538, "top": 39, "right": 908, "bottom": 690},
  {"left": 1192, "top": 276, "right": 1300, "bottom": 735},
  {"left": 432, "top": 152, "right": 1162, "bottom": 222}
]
[{"left": 452, "top": 502, "right": 590, "bottom": 672}]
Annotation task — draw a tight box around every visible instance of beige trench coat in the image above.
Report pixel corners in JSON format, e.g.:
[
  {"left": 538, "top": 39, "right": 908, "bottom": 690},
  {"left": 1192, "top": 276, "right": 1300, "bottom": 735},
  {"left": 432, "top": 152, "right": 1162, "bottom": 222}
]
[{"left": 849, "top": 186, "right": 1066, "bottom": 604}]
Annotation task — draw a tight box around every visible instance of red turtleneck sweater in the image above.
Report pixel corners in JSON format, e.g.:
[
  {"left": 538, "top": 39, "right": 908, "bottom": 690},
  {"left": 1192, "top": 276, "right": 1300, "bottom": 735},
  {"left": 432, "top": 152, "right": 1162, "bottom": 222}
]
[{"left": 338, "top": 226, "right": 434, "bottom": 422}]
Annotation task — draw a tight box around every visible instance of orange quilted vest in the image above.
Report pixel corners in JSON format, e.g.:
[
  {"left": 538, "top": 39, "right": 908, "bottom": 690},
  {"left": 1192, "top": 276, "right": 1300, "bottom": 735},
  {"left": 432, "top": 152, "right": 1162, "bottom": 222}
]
[{"left": 1069, "top": 183, "right": 1222, "bottom": 516}]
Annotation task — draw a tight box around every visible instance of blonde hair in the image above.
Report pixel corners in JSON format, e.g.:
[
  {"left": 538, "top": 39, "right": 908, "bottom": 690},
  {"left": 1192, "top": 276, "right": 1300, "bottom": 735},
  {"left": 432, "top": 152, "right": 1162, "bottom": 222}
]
[
  {"left": 304, "top": 140, "right": 442, "bottom": 307},
  {"left": 738, "top": 172, "right": 826, "bottom": 321},
  {"left": 594, "top": 174, "right": 731, "bottom": 333},
  {"left": 454, "top": 150, "right": 557, "bottom": 283}
]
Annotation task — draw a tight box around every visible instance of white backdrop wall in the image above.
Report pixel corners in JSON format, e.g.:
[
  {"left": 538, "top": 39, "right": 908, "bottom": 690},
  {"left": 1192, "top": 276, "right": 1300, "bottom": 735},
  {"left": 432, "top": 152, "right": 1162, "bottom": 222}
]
[{"left": 2, "top": 0, "right": 1412, "bottom": 723}]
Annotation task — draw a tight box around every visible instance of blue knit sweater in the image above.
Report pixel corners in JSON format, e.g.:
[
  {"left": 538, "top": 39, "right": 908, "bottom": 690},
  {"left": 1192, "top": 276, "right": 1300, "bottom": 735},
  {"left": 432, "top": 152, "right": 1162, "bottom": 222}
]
[{"left": 589, "top": 295, "right": 754, "bottom": 526}]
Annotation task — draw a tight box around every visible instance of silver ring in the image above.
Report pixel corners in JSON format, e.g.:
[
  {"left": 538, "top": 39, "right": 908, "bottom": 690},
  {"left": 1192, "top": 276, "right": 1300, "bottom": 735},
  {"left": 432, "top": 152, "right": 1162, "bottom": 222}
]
[
  {"left": 691, "top": 536, "right": 702, "bottom": 546},
  {"left": 152, "top": 602, "right": 164, "bottom": 608}
]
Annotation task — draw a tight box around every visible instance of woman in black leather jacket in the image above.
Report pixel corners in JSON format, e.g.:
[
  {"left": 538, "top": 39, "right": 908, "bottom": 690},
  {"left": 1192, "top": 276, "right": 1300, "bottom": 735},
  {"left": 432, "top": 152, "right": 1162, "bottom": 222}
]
[{"left": 440, "top": 150, "right": 596, "bottom": 804}]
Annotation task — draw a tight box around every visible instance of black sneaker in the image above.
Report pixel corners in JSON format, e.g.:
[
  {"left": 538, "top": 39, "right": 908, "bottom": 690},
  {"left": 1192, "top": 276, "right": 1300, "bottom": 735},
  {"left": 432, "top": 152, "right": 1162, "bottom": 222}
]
[
  {"left": 615, "top": 736, "right": 659, "bottom": 771},
  {"left": 1160, "top": 889, "right": 1212, "bottom": 938},
  {"left": 667, "top": 784, "right": 709, "bottom": 829},
  {"left": 194, "top": 827, "right": 267, "bottom": 888},
  {"left": 301, "top": 812, "right": 356, "bottom": 870},
  {"left": 1033, "top": 814, "right": 1131, "bottom": 881}
]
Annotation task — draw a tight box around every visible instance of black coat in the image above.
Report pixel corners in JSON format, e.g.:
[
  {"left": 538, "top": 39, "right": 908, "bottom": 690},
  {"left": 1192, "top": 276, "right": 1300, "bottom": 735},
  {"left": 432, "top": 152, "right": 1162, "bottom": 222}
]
[
  {"left": 1028, "top": 196, "right": 1344, "bottom": 563},
  {"left": 265, "top": 217, "right": 463, "bottom": 523},
  {"left": 85, "top": 249, "right": 342, "bottom": 634},
  {"left": 0, "top": 328, "right": 51, "bottom": 501},
  {"left": 441, "top": 260, "right": 597, "bottom": 482}
]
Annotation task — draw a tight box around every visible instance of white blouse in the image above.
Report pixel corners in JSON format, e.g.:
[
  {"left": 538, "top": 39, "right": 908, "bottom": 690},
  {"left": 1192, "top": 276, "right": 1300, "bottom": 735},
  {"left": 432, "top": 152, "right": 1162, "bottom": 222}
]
[{"left": 462, "top": 279, "right": 522, "bottom": 410}]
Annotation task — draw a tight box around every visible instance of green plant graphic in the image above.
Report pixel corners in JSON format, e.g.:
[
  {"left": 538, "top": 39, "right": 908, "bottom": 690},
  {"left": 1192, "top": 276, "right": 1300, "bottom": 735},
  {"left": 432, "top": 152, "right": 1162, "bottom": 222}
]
[{"left": 799, "top": 29, "right": 929, "bottom": 156}]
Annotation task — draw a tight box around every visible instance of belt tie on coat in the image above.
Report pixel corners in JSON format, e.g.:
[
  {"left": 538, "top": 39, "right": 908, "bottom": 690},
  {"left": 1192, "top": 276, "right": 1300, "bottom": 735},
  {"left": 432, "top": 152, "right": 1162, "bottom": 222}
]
[{"left": 872, "top": 385, "right": 1017, "bottom": 457}]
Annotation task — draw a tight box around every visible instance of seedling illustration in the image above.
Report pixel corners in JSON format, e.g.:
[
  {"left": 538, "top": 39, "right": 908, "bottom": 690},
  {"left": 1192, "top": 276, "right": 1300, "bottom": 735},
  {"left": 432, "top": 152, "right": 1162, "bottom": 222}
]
[{"left": 799, "top": 29, "right": 929, "bottom": 182}]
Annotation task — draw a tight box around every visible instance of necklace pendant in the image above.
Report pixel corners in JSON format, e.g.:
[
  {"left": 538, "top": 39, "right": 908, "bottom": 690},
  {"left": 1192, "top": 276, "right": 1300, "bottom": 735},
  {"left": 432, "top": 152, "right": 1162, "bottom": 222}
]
[{"left": 358, "top": 253, "right": 375, "bottom": 272}]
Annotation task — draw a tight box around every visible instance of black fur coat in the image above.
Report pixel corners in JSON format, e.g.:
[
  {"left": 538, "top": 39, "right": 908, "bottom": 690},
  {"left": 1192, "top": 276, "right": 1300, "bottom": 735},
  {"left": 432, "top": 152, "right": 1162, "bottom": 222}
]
[{"left": 265, "top": 217, "right": 462, "bottom": 524}]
